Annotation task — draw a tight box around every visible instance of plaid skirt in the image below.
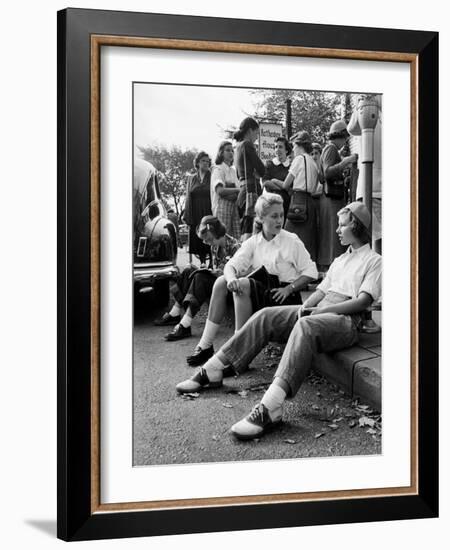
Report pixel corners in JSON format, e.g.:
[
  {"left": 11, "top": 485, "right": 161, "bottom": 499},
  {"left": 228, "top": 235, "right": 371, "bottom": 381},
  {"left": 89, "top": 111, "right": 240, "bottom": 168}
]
[{"left": 214, "top": 198, "right": 241, "bottom": 240}]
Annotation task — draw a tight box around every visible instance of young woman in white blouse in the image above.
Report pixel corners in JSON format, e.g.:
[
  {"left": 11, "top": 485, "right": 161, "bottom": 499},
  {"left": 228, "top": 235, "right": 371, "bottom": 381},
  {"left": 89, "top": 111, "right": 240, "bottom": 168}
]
[{"left": 186, "top": 192, "right": 317, "bottom": 366}]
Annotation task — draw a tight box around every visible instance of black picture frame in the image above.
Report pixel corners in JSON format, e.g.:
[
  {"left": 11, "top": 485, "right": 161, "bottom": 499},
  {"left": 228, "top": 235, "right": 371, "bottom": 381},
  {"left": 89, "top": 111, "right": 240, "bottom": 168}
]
[{"left": 57, "top": 8, "right": 438, "bottom": 541}]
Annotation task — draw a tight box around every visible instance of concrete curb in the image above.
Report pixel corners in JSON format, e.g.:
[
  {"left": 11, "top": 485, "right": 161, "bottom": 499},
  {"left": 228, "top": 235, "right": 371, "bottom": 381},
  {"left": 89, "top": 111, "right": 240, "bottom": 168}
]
[{"left": 314, "top": 332, "right": 382, "bottom": 411}]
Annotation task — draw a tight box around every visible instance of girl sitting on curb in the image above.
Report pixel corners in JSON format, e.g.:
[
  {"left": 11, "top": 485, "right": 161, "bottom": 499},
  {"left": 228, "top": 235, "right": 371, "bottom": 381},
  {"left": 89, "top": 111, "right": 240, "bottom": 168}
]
[{"left": 176, "top": 201, "right": 381, "bottom": 441}]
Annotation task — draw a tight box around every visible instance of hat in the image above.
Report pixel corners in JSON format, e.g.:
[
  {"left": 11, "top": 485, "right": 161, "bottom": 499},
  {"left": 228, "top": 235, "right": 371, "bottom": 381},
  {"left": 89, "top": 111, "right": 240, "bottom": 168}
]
[
  {"left": 328, "top": 120, "right": 349, "bottom": 139},
  {"left": 343, "top": 201, "right": 371, "bottom": 230},
  {"left": 291, "top": 130, "right": 311, "bottom": 144}
]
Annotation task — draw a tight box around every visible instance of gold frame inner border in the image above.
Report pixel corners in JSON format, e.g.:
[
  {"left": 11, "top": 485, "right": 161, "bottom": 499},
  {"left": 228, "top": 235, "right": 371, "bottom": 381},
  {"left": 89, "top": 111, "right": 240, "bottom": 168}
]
[{"left": 90, "top": 35, "right": 419, "bottom": 514}]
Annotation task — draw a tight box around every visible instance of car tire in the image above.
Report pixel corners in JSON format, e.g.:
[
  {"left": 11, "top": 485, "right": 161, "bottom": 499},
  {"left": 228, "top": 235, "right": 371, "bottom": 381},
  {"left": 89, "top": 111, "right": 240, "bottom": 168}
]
[{"left": 153, "top": 279, "right": 170, "bottom": 306}]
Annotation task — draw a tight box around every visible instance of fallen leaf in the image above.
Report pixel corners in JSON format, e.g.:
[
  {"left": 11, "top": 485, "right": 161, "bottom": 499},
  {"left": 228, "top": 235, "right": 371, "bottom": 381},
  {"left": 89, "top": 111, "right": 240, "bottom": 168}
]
[
  {"left": 312, "top": 405, "right": 320, "bottom": 411},
  {"left": 314, "top": 432, "right": 325, "bottom": 439},
  {"left": 358, "top": 404, "right": 370, "bottom": 410},
  {"left": 335, "top": 417, "right": 344, "bottom": 422},
  {"left": 359, "top": 416, "right": 376, "bottom": 428},
  {"left": 328, "top": 424, "right": 339, "bottom": 430},
  {"left": 316, "top": 391, "right": 322, "bottom": 397},
  {"left": 366, "top": 428, "right": 377, "bottom": 435},
  {"left": 349, "top": 420, "right": 357, "bottom": 428},
  {"left": 249, "top": 384, "right": 269, "bottom": 392},
  {"left": 181, "top": 392, "right": 200, "bottom": 399},
  {"left": 222, "top": 402, "right": 234, "bottom": 408},
  {"left": 212, "top": 435, "right": 218, "bottom": 441},
  {"left": 238, "top": 390, "right": 248, "bottom": 398},
  {"left": 283, "top": 439, "right": 297, "bottom": 445}
]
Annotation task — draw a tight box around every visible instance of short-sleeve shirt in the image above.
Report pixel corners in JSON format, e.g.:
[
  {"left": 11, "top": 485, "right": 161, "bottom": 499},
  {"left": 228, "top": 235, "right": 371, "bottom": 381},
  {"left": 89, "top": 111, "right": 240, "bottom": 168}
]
[
  {"left": 210, "top": 163, "right": 239, "bottom": 214},
  {"left": 317, "top": 243, "right": 382, "bottom": 302},
  {"left": 288, "top": 154, "right": 320, "bottom": 194},
  {"left": 226, "top": 229, "right": 318, "bottom": 283}
]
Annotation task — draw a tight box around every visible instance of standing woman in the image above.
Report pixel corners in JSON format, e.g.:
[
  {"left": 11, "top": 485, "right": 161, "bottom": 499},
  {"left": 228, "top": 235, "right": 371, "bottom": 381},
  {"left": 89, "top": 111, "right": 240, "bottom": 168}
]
[
  {"left": 211, "top": 141, "right": 241, "bottom": 239},
  {"left": 262, "top": 136, "right": 292, "bottom": 222},
  {"left": 183, "top": 151, "right": 212, "bottom": 265},
  {"left": 317, "top": 120, "right": 358, "bottom": 272},
  {"left": 234, "top": 117, "right": 266, "bottom": 241},
  {"left": 283, "top": 131, "right": 321, "bottom": 261}
]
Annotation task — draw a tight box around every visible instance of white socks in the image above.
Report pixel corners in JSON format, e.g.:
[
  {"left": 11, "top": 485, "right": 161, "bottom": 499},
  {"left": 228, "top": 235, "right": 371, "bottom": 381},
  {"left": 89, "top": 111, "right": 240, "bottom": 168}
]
[
  {"left": 261, "top": 383, "right": 286, "bottom": 412},
  {"left": 202, "top": 354, "right": 227, "bottom": 382},
  {"left": 198, "top": 319, "right": 220, "bottom": 350},
  {"left": 169, "top": 302, "right": 183, "bottom": 317},
  {"left": 179, "top": 309, "right": 193, "bottom": 328}
]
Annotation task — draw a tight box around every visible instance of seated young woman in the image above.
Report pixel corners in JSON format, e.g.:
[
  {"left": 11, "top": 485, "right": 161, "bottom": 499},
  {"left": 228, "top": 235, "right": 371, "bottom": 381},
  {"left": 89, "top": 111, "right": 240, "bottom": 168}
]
[
  {"left": 176, "top": 201, "right": 381, "bottom": 441},
  {"left": 185, "top": 192, "right": 317, "bottom": 366},
  {"left": 154, "top": 216, "right": 240, "bottom": 341}
]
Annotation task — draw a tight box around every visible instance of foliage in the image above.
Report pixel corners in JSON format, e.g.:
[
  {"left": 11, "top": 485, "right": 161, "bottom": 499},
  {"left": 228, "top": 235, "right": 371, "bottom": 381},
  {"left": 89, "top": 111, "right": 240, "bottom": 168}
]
[
  {"left": 137, "top": 144, "right": 198, "bottom": 215},
  {"left": 251, "top": 89, "right": 348, "bottom": 145}
]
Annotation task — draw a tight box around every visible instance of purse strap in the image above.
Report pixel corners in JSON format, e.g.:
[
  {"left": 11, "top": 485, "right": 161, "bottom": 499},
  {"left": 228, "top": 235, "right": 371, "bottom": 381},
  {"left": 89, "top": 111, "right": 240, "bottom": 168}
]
[{"left": 303, "top": 154, "right": 308, "bottom": 194}]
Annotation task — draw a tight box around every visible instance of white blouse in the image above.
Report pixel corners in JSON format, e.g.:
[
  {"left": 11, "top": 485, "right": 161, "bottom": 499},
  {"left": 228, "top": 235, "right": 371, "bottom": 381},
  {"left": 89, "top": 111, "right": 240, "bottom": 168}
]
[
  {"left": 317, "top": 244, "right": 382, "bottom": 302},
  {"left": 226, "top": 229, "right": 318, "bottom": 283},
  {"left": 289, "top": 154, "right": 320, "bottom": 194},
  {"left": 210, "top": 163, "right": 239, "bottom": 215}
]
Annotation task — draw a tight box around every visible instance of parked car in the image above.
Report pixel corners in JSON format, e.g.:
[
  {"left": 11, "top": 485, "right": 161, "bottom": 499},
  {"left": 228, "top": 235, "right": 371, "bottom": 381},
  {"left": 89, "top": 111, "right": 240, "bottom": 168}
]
[
  {"left": 178, "top": 223, "right": 189, "bottom": 246},
  {"left": 133, "top": 157, "right": 178, "bottom": 305}
]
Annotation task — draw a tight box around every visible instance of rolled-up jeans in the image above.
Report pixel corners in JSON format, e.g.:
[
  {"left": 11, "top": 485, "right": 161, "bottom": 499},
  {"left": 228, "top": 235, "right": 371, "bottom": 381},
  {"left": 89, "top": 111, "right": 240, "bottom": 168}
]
[{"left": 220, "top": 292, "right": 359, "bottom": 397}]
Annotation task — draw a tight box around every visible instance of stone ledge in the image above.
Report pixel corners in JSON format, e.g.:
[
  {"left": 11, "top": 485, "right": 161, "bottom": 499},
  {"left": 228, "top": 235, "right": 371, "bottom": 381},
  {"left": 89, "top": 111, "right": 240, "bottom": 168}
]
[{"left": 313, "top": 331, "right": 382, "bottom": 412}]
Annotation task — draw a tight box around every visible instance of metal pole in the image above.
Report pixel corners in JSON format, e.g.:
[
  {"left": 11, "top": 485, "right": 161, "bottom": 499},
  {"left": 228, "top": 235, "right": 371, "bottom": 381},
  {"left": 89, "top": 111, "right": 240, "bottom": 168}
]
[{"left": 286, "top": 99, "right": 292, "bottom": 138}]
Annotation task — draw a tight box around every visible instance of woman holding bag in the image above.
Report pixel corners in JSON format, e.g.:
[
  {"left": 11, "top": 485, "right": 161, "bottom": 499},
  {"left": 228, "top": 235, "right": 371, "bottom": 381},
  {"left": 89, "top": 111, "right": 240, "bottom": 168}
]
[{"left": 283, "top": 131, "right": 320, "bottom": 261}]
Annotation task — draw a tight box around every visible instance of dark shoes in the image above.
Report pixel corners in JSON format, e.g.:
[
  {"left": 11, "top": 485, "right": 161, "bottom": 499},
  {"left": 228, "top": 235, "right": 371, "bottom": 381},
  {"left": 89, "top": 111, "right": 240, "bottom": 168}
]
[
  {"left": 154, "top": 313, "right": 181, "bottom": 326},
  {"left": 176, "top": 367, "right": 223, "bottom": 393},
  {"left": 165, "top": 323, "right": 192, "bottom": 341},
  {"left": 230, "top": 403, "right": 282, "bottom": 440},
  {"left": 186, "top": 345, "right": 214, "bottom": 366}
]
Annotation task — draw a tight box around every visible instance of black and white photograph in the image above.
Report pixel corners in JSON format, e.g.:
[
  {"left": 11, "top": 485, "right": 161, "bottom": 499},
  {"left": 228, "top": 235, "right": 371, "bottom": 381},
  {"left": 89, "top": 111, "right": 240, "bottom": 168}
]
[{"left": 132, "top": 82, "right": 383, "bottom": 466}]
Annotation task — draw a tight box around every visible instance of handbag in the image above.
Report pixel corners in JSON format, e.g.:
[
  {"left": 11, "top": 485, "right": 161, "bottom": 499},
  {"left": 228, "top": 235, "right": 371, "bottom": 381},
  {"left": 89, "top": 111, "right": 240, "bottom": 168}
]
[
  {"left": 287, "top": 155, "right": 309, "bottom": 222},
  {"left": 322, "top": 144, "right": 345, "bottom": 199},
  {"left": 324, "top": 179, "right": 345, "bottom": 199}
]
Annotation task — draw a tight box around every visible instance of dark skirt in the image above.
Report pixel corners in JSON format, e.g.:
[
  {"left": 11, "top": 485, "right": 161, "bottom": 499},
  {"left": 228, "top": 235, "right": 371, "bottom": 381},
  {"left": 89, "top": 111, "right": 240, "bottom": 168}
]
[
  {"left": 188, "top": 225, "right": 211, "bottom": 259},
  {"left": 173, "top": 266, "right": 217, "bottom": 317},
  {"left": 317, "top": 194, "right": 346, "bottom": 268},
  {"left": 285, "top": 194, "right": 318, "bottom": 261},
  {"left": 237, "top": 178, "right": 262, "bottom": 235},
  {"left": 248, "top": 278, "right": 302, "bottom": 313}
]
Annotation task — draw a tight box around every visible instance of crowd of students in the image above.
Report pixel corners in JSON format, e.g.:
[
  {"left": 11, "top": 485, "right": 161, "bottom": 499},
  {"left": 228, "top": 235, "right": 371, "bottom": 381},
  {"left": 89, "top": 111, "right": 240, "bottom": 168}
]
[{"left": 154, "top": 115, "right": 381, "bottom": 441}]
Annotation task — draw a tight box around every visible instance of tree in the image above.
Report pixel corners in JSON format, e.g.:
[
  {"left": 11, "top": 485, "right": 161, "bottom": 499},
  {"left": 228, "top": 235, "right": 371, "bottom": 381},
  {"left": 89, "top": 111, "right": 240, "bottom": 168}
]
[
  {"left": 137, "top": 144, "right": 198, "bottom": 216},
  {"left": 251, "top": 89, "right": 345, "bottom": 144}
]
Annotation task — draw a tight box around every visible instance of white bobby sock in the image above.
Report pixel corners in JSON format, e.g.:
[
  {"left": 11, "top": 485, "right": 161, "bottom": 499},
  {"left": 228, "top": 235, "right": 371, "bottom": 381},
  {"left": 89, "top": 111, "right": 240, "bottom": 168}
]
[
  {"left": 261, "top": 383, "right": 287, "bottom": 412},
  {"left": 179, "top": 309, "right": 193, "bottom": 328},
  {"left": 203, "top": 354, "right": 227, "bottom": 382},
  {"left": 198, "top": 319, "right": 220, "bottom": 349},
  {"left": 169, "top": 302, "right": 183, "bottom": 317}
]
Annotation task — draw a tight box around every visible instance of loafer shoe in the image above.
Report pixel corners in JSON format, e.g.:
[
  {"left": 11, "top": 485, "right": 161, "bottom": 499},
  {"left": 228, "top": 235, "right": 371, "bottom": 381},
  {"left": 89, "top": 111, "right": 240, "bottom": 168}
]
[
  {"left": 186, "top": 345, "right": 214, "bottom": 366},
  {"left": 154, "top": 313, "right": 181, "bottom": 326},
  {"left": 165, "top": 323, "right": 192, "bottom": 341},
  {"left": 176, "top": 367, "right": 223, "bottom": 394},
  {"left": 230, "top": 403, "right": 282, "bottom": 440}
]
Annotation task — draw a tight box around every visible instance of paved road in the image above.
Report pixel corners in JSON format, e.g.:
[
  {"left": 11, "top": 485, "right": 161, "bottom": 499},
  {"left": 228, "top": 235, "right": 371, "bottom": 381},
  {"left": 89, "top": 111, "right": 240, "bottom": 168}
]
[{"left": 133, "top": 245, "right": 381, "bottom": 466}]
